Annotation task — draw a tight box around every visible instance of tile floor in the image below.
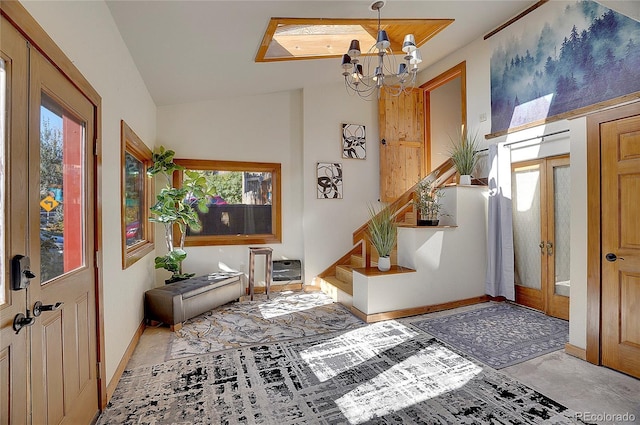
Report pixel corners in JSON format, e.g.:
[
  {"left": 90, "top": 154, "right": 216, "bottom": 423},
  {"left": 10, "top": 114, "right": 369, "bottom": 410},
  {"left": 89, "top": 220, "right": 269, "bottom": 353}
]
[{"left": 124, "top": 299, "right": 640, "bottom": 425}]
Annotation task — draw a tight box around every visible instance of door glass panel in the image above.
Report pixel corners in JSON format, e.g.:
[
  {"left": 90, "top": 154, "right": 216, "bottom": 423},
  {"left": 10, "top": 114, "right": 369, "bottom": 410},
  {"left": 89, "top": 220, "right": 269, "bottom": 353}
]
[
  {"left": 0, "top": 58, "right": 6, "bottom": 304},
  {"left": 512, "top": 165, "right": 542, "bottom": 289},
  {"left": 553, "top": 165, "right": 570, "bottom": 297},
  {"left": 40, "top": 93, "right": 85, "bottom": 283}
]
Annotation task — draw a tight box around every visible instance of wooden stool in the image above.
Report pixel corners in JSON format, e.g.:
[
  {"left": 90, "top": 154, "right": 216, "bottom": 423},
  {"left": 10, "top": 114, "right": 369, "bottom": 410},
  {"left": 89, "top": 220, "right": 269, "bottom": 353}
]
[{"left": 248, "top": 247, "right": 273, "bottom": 301}]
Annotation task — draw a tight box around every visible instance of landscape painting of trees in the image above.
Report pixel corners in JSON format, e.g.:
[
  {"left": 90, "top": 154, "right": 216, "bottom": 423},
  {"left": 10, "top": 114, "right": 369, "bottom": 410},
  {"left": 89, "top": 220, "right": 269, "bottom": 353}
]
[{"left": 490, "top": 0, "right": 640, "bottom": 134}]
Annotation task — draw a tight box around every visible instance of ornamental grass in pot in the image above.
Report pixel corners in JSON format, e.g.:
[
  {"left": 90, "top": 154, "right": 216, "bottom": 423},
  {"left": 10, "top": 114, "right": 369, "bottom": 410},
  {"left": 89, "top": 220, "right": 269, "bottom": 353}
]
[
  {"left": 366, "top": 203, "right": 397, "bottom": 271},
  {"left": 449, "top": 129, "right": 480, "bottom": 185}
]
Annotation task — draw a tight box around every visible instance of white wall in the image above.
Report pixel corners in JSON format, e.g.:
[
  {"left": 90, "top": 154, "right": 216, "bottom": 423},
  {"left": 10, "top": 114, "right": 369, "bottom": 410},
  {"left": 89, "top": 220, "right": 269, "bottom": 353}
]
[
  {"left": 21, "top": 1, "right": 158, "bottom": 383},
  {"left": 302, "top": 85, "right": 380, "bottom": 285},
  {"left": 156, "top": 91, "right": 304, "bottom": 281},
  {"left": 430, "top": 77, "right": 462, "bottom": 170},
  {"left": 156, "top": 83, "right": 380, "bottom": 289}
]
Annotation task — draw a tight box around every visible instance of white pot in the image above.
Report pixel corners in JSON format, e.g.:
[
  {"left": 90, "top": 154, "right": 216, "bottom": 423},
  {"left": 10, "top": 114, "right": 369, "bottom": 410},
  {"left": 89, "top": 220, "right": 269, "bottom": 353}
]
[
  {"left": 377, "top": 256, "right": 391, "bottom": 272},
  {"left": 460, "top": 174, "right": 472, "bottom": 185}
]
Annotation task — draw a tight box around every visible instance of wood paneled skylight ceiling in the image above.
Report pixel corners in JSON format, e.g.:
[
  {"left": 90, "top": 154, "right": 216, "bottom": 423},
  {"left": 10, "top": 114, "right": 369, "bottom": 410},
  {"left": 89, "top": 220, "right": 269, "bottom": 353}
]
[{"left": 256, "top": 18, "right": 454, "bottom": 62}]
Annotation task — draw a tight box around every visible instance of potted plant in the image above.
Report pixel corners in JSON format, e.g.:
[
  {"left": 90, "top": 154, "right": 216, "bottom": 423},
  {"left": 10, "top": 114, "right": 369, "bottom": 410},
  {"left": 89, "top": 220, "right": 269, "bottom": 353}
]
[
  {"left": 366, "top": 203, "right": 397, "bottom": 271},
  {"left": 414, "top": 179, "right": 444, "bottom": 226},
  {"left": 449, "top": 129, "right": 480, "bottom": 185},
  {"left": 147, "top": 146, "right": 213, "bottom": 283}
]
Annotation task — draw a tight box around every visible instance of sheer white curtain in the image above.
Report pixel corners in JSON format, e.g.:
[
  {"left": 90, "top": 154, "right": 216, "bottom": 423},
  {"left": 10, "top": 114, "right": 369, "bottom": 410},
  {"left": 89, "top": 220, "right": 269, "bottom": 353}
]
[{"left": 485, "top": 143, "right": 515, "bottom": 300}]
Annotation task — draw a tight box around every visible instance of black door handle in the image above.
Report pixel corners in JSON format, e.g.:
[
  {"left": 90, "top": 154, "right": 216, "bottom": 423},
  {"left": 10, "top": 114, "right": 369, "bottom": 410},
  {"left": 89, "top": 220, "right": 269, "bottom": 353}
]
[
  {"left": 33, "top": 301, "right": 64, "bottom": 317},
  {"left": 605, "top": 253, "right": 624, "bottom": 262}
]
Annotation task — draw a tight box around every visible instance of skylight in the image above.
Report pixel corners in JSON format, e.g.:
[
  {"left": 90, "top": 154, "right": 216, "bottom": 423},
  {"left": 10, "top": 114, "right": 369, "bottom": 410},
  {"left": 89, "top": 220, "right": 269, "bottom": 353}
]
[{"left": 256, "top": 18, "right": 453, "bottom": 62}]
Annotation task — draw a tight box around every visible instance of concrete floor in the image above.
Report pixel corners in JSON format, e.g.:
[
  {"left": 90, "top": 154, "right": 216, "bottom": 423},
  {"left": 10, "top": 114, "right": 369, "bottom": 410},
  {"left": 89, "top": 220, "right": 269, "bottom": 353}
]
[{"left": 126, "top": 302, "right": 640, "bottom": 424}]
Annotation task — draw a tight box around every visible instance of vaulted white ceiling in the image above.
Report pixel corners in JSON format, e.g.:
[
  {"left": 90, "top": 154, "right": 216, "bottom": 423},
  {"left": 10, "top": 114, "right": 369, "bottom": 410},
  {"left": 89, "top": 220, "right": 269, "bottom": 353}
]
[{"left": 104, "top": 1, "right": 633, "bottom": 107}]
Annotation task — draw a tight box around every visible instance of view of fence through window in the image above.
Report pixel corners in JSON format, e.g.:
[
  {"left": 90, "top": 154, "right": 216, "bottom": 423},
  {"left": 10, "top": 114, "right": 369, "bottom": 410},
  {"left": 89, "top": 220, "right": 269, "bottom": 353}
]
[{"left": 185, "top": 169, "right": 273, "bottom": 236}]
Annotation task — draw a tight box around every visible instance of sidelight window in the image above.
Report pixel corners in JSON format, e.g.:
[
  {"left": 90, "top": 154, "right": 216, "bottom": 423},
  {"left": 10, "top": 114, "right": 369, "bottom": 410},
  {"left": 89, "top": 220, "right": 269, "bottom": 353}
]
[{"left": 120, "top": 121, "right": 154, "bottom": 268}]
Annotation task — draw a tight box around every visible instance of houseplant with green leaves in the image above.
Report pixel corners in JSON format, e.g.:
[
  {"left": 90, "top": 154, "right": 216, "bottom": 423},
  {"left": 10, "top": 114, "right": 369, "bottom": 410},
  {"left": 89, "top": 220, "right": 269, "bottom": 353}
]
[
  {"left": 366, "top": 203, "right": 397, "bottom": 271},
  {"left": 147, "top": 146, "right": 213, "bottom": 283},
  {"left": 414, "top": 179, "right": 445, "bottom": 226},
  {"left": 449, "top": 129, "right": 480, "bottom": 185}
]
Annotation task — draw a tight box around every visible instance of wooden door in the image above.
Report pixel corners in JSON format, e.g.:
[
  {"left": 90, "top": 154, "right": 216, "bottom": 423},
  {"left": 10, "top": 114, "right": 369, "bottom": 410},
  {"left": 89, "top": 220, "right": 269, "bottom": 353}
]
[
  {"left": 29, "top": 46, "right": 99, "bottom": 425},
  {"left": 512, "top": 155, "right": 570, "bottom": 320},
  {"left": 0, "top": 16, "right": 29, "bottom": 425},
  {"left": 601, "top": 114, "right": 640, "bottom": 379},
  {"left": 379, "top": 87, "right": 424, "bottom": 202},
  {"left": 1, "top": 16, "right": 99, "bottom": 423}
]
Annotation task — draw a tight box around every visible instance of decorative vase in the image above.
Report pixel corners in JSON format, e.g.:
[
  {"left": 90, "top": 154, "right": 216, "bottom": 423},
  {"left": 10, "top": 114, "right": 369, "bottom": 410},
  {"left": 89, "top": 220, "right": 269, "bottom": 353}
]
[
  {"left": 377, "top": 256, "right": 391, "bottom": 272},
  {"left": 460, "top": 175, "right": 472, "bottom": 185}
]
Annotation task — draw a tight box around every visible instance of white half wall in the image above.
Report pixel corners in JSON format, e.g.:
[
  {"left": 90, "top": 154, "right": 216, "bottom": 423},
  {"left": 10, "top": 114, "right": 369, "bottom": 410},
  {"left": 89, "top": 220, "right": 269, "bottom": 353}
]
[{"left": 21, "top": 1, "right": 157, "bottom": 384}]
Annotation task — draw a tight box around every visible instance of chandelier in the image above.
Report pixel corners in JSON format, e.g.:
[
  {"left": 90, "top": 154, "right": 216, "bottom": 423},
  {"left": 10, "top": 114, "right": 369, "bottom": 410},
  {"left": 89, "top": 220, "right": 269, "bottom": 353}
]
[{"left": 341, "top": 0, "right": 422, "bottom": 100}]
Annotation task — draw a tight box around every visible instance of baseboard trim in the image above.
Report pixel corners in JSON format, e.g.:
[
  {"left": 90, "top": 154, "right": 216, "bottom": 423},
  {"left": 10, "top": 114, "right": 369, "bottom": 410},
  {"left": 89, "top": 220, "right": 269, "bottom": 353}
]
[
  {"left": 564, "top": 343, "right": 587, "bottom": 360},
  {"left": 106, "top": 320, "right": 145, "bottom": 403},
  {"left": 350, "top": 295, "right": 491, "bottom": 323}
]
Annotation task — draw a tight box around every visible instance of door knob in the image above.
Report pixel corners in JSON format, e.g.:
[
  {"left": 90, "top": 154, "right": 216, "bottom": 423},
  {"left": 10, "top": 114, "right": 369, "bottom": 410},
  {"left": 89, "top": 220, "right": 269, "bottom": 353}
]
[
  {"left": 13, "top": 313, "right": 35, "bottom": 334},
  {"left": 33, "top": 301, "right": 64, "bottom": 317},
  {"left": 605, "top": 253, "right": 624, "bottom": 262}
]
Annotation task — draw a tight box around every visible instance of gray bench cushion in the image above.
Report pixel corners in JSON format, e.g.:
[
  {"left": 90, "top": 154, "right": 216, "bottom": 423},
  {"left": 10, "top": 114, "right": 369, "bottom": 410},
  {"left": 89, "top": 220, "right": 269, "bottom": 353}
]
[{"left": 144, "top": 272, "right": 242, "bottom": 328}]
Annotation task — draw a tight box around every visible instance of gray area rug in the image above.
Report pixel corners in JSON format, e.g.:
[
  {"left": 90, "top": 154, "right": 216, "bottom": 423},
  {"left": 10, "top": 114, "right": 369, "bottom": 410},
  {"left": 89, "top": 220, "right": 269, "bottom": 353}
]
[
  {"left": 99, "top": 320, "right": 586, "bottom": 425},
  {"left": 169, "top": 290, "right": 365, "bottom": 360},
  {"left": 409, "top": 302, "right": 569, "bottom": 369}
]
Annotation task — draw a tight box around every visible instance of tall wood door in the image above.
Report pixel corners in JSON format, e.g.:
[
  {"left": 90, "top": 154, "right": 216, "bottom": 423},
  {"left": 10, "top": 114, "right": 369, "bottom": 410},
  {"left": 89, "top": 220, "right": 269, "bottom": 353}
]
[
  {"left": 378, "top": 87, "right": 424, "bottom": 202},
  {"left": 512, "top": 155, "right": 570, "bottom": 320},
  {"left": 0, "top": 16, "right": 29, "bottom": 425},
  {"left": 1, "top": 16, "right": 99, "bottom": 424},
  {"left": 601, "top": 114, "right": 640, "bottom": 379}
]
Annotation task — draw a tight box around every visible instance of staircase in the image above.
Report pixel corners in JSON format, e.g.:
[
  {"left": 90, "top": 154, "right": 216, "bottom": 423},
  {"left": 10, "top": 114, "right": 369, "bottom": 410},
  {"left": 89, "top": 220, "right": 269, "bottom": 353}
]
[{"left": 317, "top": 159, "right": 457, "bottom": 306}]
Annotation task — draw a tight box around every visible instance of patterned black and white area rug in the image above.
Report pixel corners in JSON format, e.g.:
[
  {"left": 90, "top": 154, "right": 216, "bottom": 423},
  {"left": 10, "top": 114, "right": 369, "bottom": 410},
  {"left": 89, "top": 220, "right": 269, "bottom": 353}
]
[
  {"left": 169, "top": 290, "right": 365, "bottom": 360},
  {"left": 99, "top": 320, "right": 585, "bottom": 425},
  {"left": 409, "top": 302, "right": 569, "bottom": 369}
]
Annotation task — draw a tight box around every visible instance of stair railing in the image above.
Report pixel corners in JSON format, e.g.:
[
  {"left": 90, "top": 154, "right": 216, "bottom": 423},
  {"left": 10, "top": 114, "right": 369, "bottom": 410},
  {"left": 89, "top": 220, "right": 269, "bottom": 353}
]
[{"left": 352, "top": 158, "right": 457, "bottom": 268}]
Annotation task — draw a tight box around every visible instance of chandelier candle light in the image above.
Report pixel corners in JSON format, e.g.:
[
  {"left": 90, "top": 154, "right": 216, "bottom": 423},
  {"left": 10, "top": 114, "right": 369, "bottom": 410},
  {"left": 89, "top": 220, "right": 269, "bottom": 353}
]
[{"left": 341, "top": 0, "right": 422, "bottom": 99}]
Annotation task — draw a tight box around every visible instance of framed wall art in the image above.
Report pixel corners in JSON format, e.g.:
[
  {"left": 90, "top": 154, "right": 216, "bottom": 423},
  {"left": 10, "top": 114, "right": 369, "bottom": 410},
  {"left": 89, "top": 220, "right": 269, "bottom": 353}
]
[
  {"left": 341, "top": 123, "right": 366, "bottom": 159},
  {"left": 489, "top": 0, "right": 640, "bottom": 135},
  {"left": 316, "top": 162, "right": 343, "bottom": 199}
]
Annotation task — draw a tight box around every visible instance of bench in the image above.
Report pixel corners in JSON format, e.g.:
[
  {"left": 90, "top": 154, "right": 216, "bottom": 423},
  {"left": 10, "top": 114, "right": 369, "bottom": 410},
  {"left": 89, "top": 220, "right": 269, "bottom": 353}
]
[{"left": 144, "top": 271, "right": 243, "bottom": 331}]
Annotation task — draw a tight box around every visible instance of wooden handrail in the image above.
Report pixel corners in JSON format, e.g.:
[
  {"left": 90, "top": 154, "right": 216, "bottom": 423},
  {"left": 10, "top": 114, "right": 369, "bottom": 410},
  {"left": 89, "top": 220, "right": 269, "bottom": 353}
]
[
  {"left": 316, "top": 158, "right": 457, "bottom": 279},
  {"left": 353, "top": 158, "right": 456, "bottom": 245}
]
